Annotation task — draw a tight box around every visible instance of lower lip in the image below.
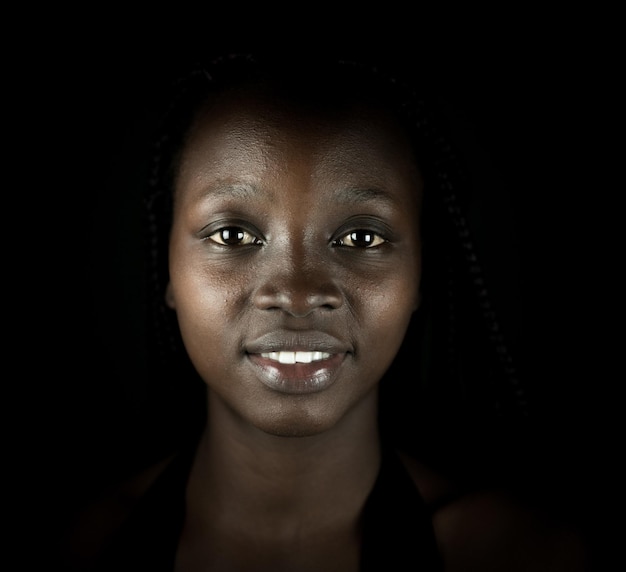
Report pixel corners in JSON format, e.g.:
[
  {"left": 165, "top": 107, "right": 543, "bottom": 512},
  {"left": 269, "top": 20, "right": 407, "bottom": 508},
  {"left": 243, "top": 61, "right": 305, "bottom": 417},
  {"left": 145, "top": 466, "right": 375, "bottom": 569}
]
[{"left": 247, "top": 353, "right": 347, "bottom": 394}]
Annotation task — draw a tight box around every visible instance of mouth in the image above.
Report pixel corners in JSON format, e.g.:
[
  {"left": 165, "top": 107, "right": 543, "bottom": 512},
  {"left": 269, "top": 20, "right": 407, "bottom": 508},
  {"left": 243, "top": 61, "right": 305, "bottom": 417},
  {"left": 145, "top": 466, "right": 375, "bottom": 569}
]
[
  {"left": 245, "top": 332, "right": 351, "bottom": 394},
  {"left": 259, "top": 351, "right": 332, "bottom": 364}
]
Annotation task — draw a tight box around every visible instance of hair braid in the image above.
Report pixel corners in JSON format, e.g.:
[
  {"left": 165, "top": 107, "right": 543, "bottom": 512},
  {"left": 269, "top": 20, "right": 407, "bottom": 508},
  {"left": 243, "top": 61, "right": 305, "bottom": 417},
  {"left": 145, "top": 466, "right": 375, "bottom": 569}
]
[
  {"left": 142, "top": 67, "right": 212, "bottom": 376},
  {"left": 439, "top": 175, "right": 527, "bottom": 417}
]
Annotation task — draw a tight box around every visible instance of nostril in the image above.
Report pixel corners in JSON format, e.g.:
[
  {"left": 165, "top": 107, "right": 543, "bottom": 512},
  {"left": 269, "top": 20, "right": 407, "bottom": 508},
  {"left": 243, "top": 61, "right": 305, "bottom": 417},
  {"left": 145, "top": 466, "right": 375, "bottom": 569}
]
[
  {"left": 252, "top": 283, "right": 343, "bottom": 315},
  {"left": 306, "top": 291, "right": 343, "bottom": 311}
]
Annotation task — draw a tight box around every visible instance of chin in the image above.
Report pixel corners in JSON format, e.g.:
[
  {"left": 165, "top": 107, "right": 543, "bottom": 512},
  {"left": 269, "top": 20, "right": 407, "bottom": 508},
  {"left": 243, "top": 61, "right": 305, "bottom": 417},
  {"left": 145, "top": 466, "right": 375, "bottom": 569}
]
[
  {"left": 252, "top": 403, "right": 343, "bottom": 438},
  {"left": 257, "top": 417, "right": 335, "bottom": 439}
]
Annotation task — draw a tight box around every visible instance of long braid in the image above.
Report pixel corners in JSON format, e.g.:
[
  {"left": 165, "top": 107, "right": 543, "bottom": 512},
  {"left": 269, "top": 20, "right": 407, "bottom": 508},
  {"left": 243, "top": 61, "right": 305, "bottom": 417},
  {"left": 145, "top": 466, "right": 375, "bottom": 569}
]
[
  {"left": 143, "top": 116, "right": 181, "bottom": 370},
  {"left": 141, "top": 66, "right": 215, "bottom": 395},
  {"left": 366, "top": 59, "right": 527, "bottom": 419},
  {"left": 440, "top": 176, "right": 527, "bottom": 417}
]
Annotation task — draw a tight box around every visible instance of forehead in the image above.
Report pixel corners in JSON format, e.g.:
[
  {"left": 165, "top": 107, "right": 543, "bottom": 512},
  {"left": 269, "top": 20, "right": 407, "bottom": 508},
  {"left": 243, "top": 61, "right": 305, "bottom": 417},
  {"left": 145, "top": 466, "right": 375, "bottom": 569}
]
[{"left": 176, "top": 88, "right": 421, "bottom": 192}]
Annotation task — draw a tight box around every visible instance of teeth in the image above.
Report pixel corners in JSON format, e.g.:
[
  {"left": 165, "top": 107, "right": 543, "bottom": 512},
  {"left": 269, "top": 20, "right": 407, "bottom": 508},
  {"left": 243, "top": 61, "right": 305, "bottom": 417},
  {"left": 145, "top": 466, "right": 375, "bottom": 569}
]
[{"left": 261, "top": 351, "right": 331, "bottom": 364}]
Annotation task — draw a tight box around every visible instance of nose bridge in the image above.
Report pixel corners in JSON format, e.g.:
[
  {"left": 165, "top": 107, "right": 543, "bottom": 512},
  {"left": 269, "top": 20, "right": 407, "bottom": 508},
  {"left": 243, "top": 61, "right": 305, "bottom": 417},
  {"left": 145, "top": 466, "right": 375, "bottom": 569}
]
[{"left": 252, "top": 227, "right": 343, "bottom": 315}]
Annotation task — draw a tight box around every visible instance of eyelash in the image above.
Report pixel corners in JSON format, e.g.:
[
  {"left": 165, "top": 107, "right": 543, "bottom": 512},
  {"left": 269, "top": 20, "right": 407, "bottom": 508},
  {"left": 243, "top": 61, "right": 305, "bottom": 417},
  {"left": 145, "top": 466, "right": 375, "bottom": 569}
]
[
  {"left": 205, "top": 226, "right": 387, "bottom": 249},
  {"left": 332, "top": 229, "right": 386, "bottom": 248},
  {"left": 206, "top": 227, "right": 263, "bottom": 246}
]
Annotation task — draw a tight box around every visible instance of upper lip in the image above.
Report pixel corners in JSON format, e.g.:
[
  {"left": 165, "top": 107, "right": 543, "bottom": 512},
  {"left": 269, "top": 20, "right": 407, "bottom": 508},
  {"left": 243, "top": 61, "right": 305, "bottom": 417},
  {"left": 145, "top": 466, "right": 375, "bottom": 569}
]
[{"left": 245, "top": 330, "right": 351, "bottom": 355}]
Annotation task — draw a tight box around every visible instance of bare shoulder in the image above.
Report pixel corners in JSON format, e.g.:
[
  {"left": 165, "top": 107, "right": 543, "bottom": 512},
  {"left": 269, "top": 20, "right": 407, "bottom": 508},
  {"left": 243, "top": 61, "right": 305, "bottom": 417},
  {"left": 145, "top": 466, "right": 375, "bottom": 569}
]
[
  {"left": 56, "top": 454, "right": 176, "bottom": 571},
  {"left": 398, "top": 451, "right": 591, "bottom": 571}
]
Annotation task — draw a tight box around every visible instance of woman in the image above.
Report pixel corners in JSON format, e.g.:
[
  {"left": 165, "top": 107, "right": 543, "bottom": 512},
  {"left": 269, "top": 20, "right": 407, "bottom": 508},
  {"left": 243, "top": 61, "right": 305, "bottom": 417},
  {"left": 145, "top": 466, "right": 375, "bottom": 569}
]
[{"left": 58, "top": 53, "right": 589, "bottom": 571}]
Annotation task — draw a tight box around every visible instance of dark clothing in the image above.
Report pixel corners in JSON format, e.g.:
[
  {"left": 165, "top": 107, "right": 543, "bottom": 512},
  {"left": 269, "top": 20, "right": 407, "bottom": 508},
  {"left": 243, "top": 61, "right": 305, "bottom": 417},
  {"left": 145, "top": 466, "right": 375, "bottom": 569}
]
[
  {"left": 93, "top": 439, "right": 443, "bottom": 571},
  {"left": 360, "top": 443, "right": 444, "bottom": 571}
]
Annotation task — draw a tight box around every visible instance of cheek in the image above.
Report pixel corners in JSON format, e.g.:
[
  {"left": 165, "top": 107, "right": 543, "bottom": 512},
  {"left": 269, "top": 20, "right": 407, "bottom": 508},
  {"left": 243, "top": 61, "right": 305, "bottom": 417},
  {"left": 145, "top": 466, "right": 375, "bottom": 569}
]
[
  {"left": 171, "top": 279, "right": 226, "bottom": 361},
  {"left": 372, "top": 287, "right": 415, "bottom": 340},
  {"left": 168, "top": 244, "right": 244, "bottom": 361},
  {"left": 351, "top": 266, "right": 420, "bottom": 362}
]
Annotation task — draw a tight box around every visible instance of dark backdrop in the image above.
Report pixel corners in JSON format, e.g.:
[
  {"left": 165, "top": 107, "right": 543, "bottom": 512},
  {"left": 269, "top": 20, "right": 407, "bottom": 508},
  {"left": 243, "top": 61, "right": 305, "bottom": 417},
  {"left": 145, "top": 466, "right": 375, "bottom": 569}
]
[{"left": 29, "top": 23, "right": 613, "bottom": 567}]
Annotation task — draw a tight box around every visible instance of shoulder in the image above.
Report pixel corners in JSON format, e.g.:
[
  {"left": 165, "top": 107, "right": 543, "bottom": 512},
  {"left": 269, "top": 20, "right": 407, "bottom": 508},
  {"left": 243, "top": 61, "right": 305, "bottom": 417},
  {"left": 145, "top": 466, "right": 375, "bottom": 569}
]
[
  {"left": 431, "top": 487, "right": 590, "bottom": 571},
  {"left": 398, "top": 451, "right": 591, "bottom": 571},
  {"left": 56, "top": 454, "right": 176, "bottom": 571}
]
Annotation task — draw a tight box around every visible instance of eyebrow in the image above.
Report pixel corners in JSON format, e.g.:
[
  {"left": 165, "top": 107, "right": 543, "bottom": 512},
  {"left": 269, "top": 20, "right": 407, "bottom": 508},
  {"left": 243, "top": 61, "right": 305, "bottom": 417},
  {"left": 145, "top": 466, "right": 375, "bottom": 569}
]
[
  {"left": 333, "top": 186, "right": 399, "bottom": 206},
  {"left": 192, "top": 183, "right": 397, "bottom": 206},
  {"left": 198, "top": 183, "right": 259, "bottom": 200}
]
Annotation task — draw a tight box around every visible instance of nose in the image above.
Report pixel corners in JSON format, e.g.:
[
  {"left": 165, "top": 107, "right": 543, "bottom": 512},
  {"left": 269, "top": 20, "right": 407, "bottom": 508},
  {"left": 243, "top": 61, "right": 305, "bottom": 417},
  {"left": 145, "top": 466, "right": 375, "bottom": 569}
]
[{"left": 252, "top": 251, "right": 344, "bottom": 317}]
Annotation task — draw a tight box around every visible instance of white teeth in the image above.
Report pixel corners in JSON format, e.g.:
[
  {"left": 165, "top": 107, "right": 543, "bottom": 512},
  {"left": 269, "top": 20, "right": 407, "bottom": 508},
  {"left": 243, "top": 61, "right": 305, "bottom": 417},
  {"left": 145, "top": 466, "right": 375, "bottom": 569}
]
[
  {"left": 261, "top": 351, "right": 331, "bottom": 364},
  {"left": 279, "top": 351, "right": 296, "bottom": 364}
]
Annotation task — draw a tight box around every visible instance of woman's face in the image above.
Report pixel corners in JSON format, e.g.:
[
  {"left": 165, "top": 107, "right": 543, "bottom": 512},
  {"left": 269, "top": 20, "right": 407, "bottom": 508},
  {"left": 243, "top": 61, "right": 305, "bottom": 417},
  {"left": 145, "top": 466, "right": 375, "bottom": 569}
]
[{"left": 166, "top": 92, "right": 423, "bottom": 437}]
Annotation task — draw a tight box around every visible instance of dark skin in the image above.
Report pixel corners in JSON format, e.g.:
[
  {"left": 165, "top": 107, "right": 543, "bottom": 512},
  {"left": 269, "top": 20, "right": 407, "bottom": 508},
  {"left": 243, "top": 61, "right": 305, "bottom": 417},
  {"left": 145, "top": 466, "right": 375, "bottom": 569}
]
[
  {"left": 60, "top": 90, "right": 589, "bottom": 571},
  {"left": 166, "top": 93, "right": 421, "bottom": 571}
]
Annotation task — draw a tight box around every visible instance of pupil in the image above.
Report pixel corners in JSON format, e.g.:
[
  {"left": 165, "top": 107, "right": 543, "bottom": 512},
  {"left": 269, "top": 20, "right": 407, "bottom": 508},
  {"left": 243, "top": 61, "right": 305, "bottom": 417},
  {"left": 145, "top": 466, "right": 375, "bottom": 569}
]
[
  {"left": 351, "top": 231, "right": 372, "bottom": 247},
  {"left": 223, "top": 228, "right": 244, "bottom": 244}
]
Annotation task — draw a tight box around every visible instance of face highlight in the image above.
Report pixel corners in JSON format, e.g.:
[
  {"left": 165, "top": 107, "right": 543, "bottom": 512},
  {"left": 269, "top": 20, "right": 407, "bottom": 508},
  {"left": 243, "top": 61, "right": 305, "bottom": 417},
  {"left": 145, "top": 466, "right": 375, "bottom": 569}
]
[{"left": 166, "top": 92, "right": 423, "bottom": 437}]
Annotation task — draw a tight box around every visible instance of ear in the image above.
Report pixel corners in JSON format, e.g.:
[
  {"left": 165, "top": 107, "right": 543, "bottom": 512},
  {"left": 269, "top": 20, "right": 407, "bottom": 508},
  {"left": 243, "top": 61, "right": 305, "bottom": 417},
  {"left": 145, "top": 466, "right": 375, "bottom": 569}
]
[
  {"left": 412, "top": 288, "right": 421, "bottom": 313},
  {"left": 165, "top": 282, "right": 176, "bottom": 309},
  {"left": 413, "top": 291, "right": 422, "bottom": 312}
]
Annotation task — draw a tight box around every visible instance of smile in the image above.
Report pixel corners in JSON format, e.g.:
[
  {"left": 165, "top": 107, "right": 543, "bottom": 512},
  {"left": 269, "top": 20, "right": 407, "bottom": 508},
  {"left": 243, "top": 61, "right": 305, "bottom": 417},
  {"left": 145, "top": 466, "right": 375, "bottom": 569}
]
[
  {"left": 245, "top": 331, "right": 351, "bottom": 394},
  {"left": 260, "top": 351, "right": 332, "bottom": 364},
  {"left": 247, "top": 351, "right": 347, "bottom": 395}
]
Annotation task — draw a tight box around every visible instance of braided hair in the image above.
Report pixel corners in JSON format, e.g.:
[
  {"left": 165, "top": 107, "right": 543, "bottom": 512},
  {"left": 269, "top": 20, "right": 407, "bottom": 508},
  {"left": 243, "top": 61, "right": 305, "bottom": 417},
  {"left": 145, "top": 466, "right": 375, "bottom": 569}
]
[{"left": 141, "top": 52, "right": 526, "bottom": 465}]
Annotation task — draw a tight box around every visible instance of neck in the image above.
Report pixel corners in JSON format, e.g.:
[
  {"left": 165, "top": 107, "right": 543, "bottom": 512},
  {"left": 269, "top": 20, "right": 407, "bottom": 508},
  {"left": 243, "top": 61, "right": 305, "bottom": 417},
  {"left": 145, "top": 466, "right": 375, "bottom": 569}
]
[{"left": 185, "top": 389, "right": 382, "bottom": 531}]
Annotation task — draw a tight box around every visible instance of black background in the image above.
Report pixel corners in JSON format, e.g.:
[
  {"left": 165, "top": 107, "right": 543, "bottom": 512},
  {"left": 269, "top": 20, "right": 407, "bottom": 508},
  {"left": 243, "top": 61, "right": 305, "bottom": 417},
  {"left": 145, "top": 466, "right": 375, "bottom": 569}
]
[{"left": 23, "top": 15, "right": 616, "bottom": 567}]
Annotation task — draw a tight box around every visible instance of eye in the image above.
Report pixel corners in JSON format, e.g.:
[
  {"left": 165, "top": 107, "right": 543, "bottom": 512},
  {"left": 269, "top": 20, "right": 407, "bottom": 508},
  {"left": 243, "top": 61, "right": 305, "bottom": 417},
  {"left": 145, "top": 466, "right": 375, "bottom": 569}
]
[
  {"left": 333, "top": 229, "right": 386, "bottom": 248},
  {"left": 206, "top": 226, "right": 262, "bottom": 246}
]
